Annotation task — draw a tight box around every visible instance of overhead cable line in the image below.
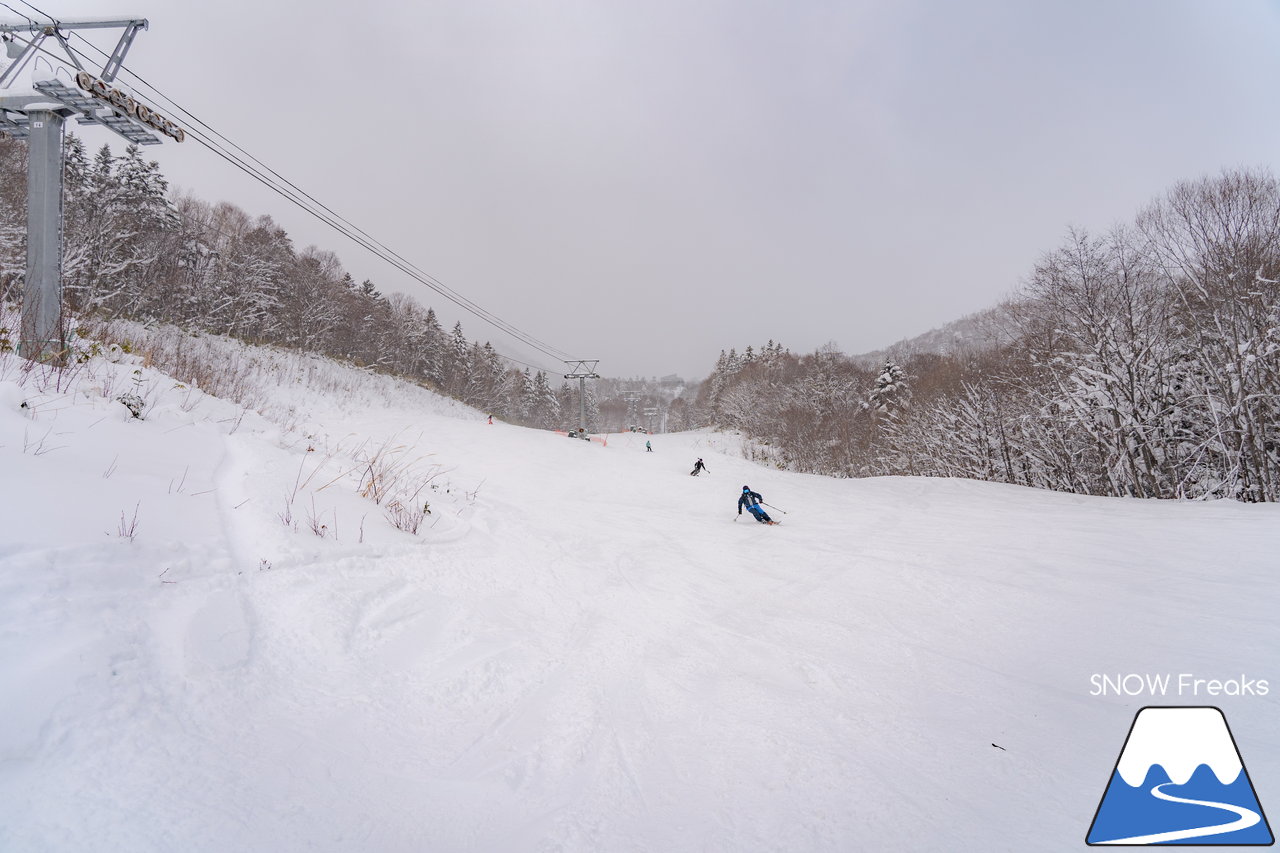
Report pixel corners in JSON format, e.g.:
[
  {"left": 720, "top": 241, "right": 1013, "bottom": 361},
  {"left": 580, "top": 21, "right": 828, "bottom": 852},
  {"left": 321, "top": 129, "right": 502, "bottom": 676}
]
[
  {"left": 161, "top": 210, "right": 561, "bottom": 376},
  {"left": 18, "top": 0, "right": 575, "bottom": 370},
  {"left": 97, "top": 55, "right": 571, "bottom": 361},
  {"left": 0, "top": 2, "right": 35, "bottom": 23}
]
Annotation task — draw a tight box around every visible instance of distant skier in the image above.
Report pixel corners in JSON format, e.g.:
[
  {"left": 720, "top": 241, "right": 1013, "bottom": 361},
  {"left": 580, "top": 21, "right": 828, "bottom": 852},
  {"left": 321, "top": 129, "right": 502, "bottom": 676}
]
[
  {"left": 487, "top": 414, "right": 493, "bottom": 425},
  {"left": 738, "top": 486, "right": 774, "bottom": 524},
  {"left": 690, "top": 458, "right": 709, "bottom": 476},
  {"left": 646, "top": 440, "right": 652, "bottom": 452}
]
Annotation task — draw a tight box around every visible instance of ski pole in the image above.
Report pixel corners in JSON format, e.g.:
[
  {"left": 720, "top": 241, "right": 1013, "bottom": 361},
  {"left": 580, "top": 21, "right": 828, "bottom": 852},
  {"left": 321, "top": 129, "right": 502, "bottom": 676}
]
[{"left": 762, "top": 502, "right": 787, "bottom": 514}]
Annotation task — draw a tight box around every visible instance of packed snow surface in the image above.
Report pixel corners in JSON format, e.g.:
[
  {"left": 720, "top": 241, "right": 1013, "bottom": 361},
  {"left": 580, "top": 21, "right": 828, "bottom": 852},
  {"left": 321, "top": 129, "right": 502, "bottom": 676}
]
[{"left": 1, "top": 331, "right": 1277, "bottom": 851}]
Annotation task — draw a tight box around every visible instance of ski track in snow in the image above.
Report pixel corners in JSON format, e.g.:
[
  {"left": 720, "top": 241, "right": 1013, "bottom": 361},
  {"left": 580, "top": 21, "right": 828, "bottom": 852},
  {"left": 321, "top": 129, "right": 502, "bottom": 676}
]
[{"left": 0, "top": 341, "right": 1278, "bottom": 851}]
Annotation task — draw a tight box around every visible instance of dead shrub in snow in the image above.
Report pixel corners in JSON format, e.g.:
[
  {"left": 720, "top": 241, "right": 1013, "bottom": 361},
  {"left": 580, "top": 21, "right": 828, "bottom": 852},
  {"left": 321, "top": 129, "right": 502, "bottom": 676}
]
[
  {"left": 86, "top": 320, "right": 266, "bottom": 413},
  {"left": 349, "top": 433, "right": 451, "bottom": 535},
  {"left": 384, "top": 498, "right": 431, "bottom": 535},
  {"left": 355, "top": 435, "right": 431, "bottom": 505},
  {"left": 116, "top": 502, "right": 141, "bottom": 541}
]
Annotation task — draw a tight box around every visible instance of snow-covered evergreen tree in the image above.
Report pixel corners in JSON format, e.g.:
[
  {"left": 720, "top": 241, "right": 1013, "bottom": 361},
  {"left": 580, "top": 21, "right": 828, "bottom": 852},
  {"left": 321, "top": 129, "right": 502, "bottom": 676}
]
[
  {"left": 115, "top": 144, "right": 173, "bottom": 230},
  {"left": 870, "top": 359, "right": 909, "bottom": 416},
  {"left": 0, "top": 137, "right": 25, "bottom": 303},
  {"left": 446, "top": 322, "right": 469, "bottom": 395},
  {"left": 418, "top": 307, "right": 445, "bottom": 387},
  {"left": 529, "top": 370, "right": 560, "bottom": 428}
]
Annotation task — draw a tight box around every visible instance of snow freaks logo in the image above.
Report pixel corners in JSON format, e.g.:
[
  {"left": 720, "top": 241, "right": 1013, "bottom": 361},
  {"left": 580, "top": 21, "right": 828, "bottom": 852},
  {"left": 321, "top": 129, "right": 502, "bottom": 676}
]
[
  {"left": 1090, "top": 673, "right": 1269, "bottom": 697},
  {"left": 1086, "top": 707, "right": 1274, "bottom": 846}
]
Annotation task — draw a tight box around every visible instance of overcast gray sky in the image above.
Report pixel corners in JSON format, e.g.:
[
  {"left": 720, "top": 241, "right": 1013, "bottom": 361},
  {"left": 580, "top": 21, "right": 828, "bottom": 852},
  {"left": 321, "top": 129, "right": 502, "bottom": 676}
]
[{"left": 11, "top": 0, "right": 1280, "bottom": 378}]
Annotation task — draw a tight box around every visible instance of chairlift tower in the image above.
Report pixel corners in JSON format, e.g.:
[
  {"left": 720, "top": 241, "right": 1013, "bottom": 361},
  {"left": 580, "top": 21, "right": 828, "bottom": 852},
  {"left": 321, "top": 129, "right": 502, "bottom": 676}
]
[
  {"left": 643, "top": 405, "right": 659, "bottom": 433},
  {"left": 563, "top": 359, "right": 600, "bottom": 436},
  {"left": 621, "top": 390, "right": 640, "bottom": 429},
  {"left": 0, "top": 16, "right": 184, "bottom": 362}
]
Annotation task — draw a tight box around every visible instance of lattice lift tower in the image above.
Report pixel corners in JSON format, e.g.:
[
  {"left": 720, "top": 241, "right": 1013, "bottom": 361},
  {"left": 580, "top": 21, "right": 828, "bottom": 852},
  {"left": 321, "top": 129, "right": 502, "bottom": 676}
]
[
  {"left": 563, "top": 359, "right": 600, "bottom": 437},
  {"left": 0, "top": 16, "right": 184, "bottom": 362}
]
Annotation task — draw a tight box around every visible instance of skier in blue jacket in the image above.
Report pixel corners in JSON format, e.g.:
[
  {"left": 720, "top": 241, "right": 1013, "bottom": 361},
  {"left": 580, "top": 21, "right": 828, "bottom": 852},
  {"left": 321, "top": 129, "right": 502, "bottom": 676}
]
[{"left": 738, "top": 486, "right": 774, "bottom": 524}]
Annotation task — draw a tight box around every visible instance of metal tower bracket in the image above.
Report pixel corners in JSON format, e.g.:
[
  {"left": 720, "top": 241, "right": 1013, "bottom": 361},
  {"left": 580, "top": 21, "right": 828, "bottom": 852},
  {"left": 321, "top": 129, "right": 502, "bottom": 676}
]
[
  {"left": 0, "top": 17, "right": 147, "bottom": 87},
  {"left": 563, "top": 360, "right": 601, "bottom": 380}
]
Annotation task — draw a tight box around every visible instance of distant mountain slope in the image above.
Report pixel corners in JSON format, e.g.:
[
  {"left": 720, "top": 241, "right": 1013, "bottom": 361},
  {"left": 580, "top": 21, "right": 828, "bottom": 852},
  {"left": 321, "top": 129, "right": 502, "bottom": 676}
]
[{"left": 852, "top": 301, "right": 1022, "bottom": 366}]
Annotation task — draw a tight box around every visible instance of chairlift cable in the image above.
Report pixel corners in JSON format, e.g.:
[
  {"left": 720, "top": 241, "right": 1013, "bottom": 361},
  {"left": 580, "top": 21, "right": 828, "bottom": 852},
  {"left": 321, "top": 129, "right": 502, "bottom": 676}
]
[{"left": 17, "top": 0, "right": 577, "bottom": 369}]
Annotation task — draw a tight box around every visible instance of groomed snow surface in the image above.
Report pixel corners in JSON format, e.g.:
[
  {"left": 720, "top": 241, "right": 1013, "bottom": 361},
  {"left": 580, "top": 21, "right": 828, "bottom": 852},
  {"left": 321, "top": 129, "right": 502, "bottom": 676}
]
[{"left": 2, "top": 328, "right": 1278, "bottom": 852}]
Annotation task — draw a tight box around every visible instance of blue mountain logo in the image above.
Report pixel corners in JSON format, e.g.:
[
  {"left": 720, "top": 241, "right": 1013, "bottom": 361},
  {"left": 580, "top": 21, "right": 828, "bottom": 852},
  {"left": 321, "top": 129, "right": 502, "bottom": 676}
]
[{"left": 1087, "top": 706, "right": 1273, "bottom": 846}]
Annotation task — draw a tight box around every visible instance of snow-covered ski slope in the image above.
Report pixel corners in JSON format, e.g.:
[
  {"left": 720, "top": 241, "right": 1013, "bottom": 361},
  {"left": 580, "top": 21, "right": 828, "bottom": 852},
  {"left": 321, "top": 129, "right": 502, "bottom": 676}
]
[{"left": 1, "top": 329, "right": 1277, "bottom": 852}]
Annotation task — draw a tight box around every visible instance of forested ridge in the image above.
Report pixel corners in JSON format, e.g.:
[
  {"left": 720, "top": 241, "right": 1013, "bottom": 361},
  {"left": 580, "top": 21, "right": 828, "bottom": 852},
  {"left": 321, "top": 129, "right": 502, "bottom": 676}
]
[
  {"left": 0, "top": 135, "right": 592, "bottom": 428},
  {"left": 702, "top": 170, "right": 1280, "bottom": 501},
  {"left": 3, "top": 135, "right": 1276, "bottom": 499}
]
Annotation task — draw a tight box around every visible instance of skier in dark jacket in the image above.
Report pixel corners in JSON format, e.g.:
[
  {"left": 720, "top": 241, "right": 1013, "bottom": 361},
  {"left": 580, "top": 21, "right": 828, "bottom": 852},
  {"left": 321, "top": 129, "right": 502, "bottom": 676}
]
[
  {"left": 690, "top": 458, "right": 708, "bottom": 476},
  {"left": 738, "top": 486, "right": 774, "bottom": 523}
]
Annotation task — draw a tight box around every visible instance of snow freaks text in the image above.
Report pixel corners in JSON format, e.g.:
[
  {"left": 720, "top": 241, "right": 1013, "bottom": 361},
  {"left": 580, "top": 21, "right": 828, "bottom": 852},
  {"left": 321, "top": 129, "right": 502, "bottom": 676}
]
[{"left": 1090, "top": 674, "right": 1270, "bottom": 698}]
